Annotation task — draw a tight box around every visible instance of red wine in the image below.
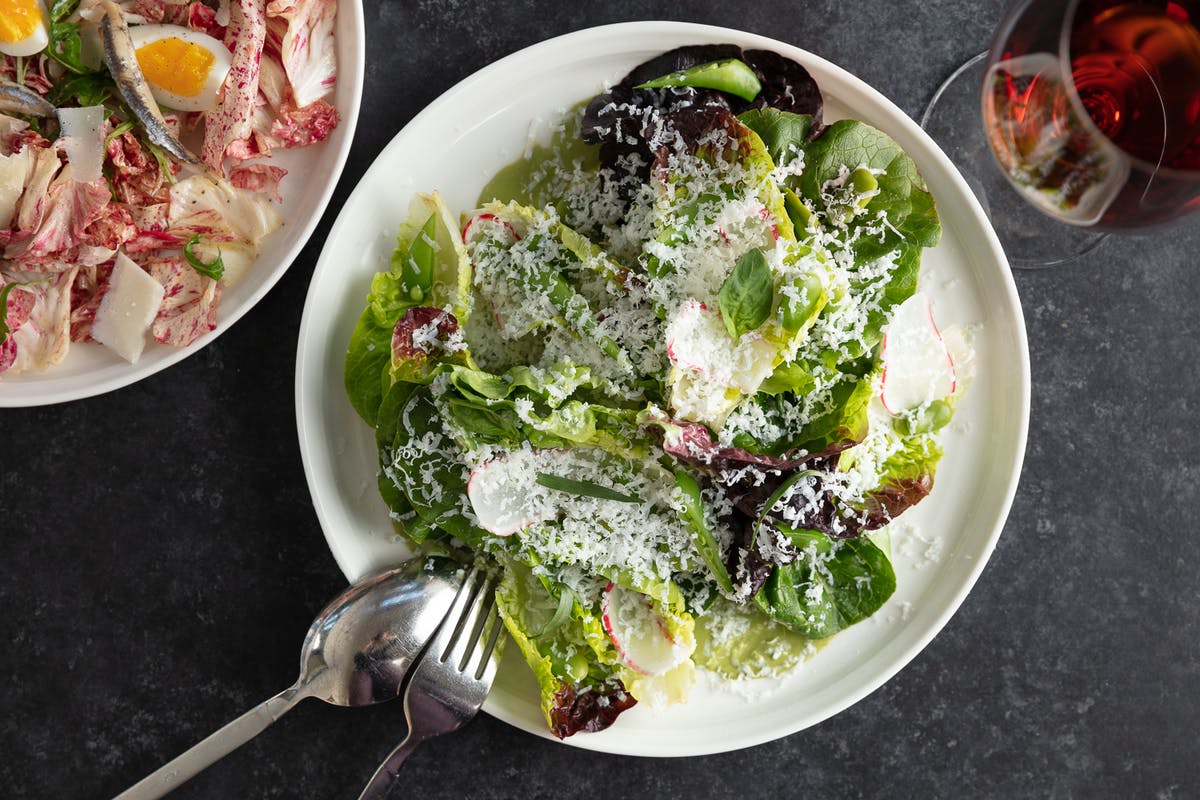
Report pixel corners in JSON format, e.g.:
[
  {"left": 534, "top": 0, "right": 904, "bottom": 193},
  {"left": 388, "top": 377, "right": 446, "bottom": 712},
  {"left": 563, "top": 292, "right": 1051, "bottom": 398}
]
[{"left": 984, "top": 0, "right": 1200, "bottom": 229}]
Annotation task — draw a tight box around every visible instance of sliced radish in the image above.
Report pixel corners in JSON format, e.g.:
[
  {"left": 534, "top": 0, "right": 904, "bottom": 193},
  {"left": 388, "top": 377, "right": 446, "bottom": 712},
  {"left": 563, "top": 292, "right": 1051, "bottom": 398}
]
[
  {"left": 601, "top": 582, "right": 688, "bottom": 676},
  {"left": 466, "top": 457, "right": 546, "bottom": 536},
  {"left": 728, "top": 333, "right": 776, "bottom": 393},
  {"left": 880, "top": 292, "right": 956, "bottom": 415},
  {"left": 756, "top": 204, "right": 780, "bottom": 240},
  {"left": 665, "top": 300, "right": 718, "bottom": 373},
  {"left": 461, "top": 212, "right": 519, "bottom": 244},
  {"left": 666, "top": 299, "right": 779, "bottom": 425}
]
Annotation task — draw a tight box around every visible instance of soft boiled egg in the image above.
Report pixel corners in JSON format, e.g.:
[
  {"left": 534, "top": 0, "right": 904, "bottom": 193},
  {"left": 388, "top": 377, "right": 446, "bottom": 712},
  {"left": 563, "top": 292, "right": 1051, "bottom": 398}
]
[
  {"left": 0, "top": 0, "right": 49, "bottom": 57},
  {"left": 127, "top": 24, "right": 233, "bottom": 113}
]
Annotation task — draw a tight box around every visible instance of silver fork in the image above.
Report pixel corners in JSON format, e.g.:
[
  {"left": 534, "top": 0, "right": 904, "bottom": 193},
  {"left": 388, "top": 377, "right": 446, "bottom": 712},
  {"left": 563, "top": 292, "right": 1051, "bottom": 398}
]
[{"left": 357, "top": 563, "right": 505, "bottom": 800}]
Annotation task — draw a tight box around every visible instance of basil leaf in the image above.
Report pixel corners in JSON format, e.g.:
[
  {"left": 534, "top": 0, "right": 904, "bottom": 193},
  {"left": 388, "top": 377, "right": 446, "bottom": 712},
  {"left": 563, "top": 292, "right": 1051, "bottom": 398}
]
[
  {"left": 718, "top": 248, "right": 773, "bottom": 339},
  {"left": 535, "top": 473, "right": 641, "bottom": 504},
  {"left": 183, "top": 235, "right": 225, "bottom": 281}
]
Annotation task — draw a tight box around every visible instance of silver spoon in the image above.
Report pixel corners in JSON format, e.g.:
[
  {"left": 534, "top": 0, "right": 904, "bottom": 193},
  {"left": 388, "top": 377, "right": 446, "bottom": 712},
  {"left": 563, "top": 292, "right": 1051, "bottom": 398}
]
[{"left": 114, "top": 556, "right": 464, "bottom": 800}]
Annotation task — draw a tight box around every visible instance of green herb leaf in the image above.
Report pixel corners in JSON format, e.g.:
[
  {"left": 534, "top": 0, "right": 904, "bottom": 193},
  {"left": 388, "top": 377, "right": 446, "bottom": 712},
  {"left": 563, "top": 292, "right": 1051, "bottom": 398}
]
[
  {"left": 45, "top": 1, "right": 97, "bottom": 76},
  {"left": 718, "top": 248, "right": 773, "bottom": 339},
  {"left": 531, "top": 585, "right": 577, "bottom": 639},
  {"left": 535, "top": 473, "right": 641, "bottom": 503},
  {"left": 49, "top": 0, "right": 80, "bottom": 22},
  {"left": 47, "top": 72, "right": 115, "bottom": 108},
  {"left": 0, "top": 282, "right": 19, "bottom": 345},
  {"left": 183, "top": 235, "right": 225, "bottom": 281}
]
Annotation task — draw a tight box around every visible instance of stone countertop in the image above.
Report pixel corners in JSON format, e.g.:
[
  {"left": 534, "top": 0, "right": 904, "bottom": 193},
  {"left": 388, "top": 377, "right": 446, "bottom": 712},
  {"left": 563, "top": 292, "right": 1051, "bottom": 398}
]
[{"left": 4, "top": 1, "right": 1198, "bottom": 797}]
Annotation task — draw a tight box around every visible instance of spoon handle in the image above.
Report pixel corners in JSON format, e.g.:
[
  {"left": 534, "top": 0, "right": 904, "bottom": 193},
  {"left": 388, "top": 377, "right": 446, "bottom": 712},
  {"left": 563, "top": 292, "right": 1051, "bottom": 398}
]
[{"left": 112, "top": 684, "right": 308, "bottom": 800}]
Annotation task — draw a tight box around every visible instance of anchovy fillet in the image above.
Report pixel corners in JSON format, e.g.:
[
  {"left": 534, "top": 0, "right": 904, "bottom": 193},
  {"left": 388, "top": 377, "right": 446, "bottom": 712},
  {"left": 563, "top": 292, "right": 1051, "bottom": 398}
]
[
  {"left": 0, "top": 79, "right": 56, "bottom": 119},
  {"left": 98, "top": 0, "right": 203, "bottom": 168}
]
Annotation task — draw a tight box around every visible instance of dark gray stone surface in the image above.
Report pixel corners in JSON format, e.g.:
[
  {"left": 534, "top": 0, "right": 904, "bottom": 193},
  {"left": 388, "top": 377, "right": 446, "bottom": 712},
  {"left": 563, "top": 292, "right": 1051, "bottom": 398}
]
[{"left": 3, "top": 1, "right": 1199, "bottom": 797}]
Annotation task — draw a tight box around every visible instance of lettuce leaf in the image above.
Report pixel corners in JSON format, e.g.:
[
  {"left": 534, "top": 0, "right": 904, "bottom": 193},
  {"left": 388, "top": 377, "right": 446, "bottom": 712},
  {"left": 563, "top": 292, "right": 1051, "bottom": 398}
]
[
  {"left": 345, "top": 192, "right": 472, "bottom": 425},
  {"left": 693, "top": 594, "right": 817, "bottom": 679},
  {"left": 494, "top": 559, "right": 636, "bottom": 738},
  {"left": 754, "top": 526, "right": 896, "bottom": 639}
]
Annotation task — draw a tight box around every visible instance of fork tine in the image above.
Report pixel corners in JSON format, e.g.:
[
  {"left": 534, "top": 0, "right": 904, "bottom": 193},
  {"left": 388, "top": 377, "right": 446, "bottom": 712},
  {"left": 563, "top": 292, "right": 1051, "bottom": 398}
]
[
  {"left": 430, "top": 564, "right": 485, "bottom": 661},
  {"left": 473, "top": 602, "right": 504, "bottom": 682},
  {"left": 445, "top": 572, "right": 498, "bottom": 671}
]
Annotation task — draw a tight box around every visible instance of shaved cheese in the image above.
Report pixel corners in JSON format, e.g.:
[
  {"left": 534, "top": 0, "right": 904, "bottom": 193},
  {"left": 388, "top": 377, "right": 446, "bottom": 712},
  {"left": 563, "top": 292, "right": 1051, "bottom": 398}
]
[
  {"left": 56, "top": 106, "right": 105, "bottom": 184},
  {"left": 0, "top": 147, "right": 34, "bottom": 228},
  {"left": 92, "top": 252, "right": 165, "bottom": 363}
]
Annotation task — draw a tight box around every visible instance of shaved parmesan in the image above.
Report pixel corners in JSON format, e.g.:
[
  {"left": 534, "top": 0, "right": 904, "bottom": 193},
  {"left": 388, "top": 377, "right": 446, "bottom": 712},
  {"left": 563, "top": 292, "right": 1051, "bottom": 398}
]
[
  {"left": 92, "top": 252, "right": 165, "bottom": 363},
  {"left": 56, "top": 106, "right": 106, "bottom": 184}
]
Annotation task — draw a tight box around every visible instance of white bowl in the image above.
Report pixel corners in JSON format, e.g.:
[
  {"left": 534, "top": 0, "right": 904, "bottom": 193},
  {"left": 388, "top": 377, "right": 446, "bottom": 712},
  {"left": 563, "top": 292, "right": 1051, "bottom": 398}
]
[
  {"left": 0, "top": 1, "right": 366, "bottom": 407},
  {"left": 295, "top": 21, "right": 1030, "bottom": 756}
]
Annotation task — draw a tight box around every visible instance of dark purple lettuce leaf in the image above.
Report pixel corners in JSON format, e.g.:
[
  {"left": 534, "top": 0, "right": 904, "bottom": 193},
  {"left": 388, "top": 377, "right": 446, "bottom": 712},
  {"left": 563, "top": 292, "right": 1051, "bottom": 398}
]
[
  {"left": 654, "top": 416, "right": 818, "bottom": 472},
  {"left": 742, "top": 49, "right": 823, "bottom": 124},
  {"left": 550, "top": 682, "right": 638, "bottom": 738},
  {"left": 859, "top": 474, "right": 933, "bottom": 530},
  {"left": 619, "top": 44, "right": 747, "bottom": 89},
  {"left": 580, "top": 45, "right": 824, "bottom": 206}
]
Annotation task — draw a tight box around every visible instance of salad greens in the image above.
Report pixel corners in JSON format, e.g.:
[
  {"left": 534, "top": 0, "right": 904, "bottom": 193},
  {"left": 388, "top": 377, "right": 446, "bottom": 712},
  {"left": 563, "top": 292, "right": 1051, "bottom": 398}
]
[{"left": 344, "top": 45, "right": 965, "bottom": 738}]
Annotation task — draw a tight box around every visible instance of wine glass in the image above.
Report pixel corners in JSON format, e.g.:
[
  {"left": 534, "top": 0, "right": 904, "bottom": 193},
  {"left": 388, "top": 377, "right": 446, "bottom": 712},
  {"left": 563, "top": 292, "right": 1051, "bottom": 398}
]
[{"left": 921, "top": 0, "right": 1200, "bottom": 268}]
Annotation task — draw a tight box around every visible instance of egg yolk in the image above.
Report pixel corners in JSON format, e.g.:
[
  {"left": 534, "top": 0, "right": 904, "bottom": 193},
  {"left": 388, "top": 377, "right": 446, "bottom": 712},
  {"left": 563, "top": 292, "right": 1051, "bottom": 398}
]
[
  {"left": 0, "top": 0, "right": 43, "bottom": 44},
  {"left": 134, "top": 37, "right": 215, "bottom": 99}
]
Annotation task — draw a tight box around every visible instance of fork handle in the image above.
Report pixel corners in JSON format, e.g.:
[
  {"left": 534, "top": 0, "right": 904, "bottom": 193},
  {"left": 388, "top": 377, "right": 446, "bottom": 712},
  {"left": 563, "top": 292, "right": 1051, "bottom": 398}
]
[
  {"left": 113, "top": 684, "right": 308, "bottom": 800},
  {"left": 357, "top": 731, "right": 428, "bottom": 800}
]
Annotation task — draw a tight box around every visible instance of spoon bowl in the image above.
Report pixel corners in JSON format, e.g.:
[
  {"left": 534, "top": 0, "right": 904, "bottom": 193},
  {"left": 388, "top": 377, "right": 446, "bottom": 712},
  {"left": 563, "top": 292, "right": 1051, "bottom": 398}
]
[
  {"left": 300, "top": 557, "right": 464, "bottom": 707},
  {"left": 115, "top": 555, "right": 463, "bottom": 800}
]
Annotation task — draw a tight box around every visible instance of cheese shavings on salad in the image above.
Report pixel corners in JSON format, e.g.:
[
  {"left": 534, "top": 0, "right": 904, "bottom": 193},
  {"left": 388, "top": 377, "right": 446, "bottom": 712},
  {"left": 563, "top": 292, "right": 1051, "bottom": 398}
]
[
  {"left": 344, "top": 45, "right": 972, "bottom": 738},
  {"left": 0, "top": 0, "right": 338, "bottom": 376}
]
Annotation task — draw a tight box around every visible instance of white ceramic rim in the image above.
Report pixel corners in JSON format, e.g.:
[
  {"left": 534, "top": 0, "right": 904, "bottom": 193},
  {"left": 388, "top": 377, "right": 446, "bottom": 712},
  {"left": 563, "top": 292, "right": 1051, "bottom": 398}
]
[
  {"left": 296, "top": 20, "right": 1030, "bottom": 756},
  {"left": 0, "top": 1, "right": 366, "bottom": 407}
]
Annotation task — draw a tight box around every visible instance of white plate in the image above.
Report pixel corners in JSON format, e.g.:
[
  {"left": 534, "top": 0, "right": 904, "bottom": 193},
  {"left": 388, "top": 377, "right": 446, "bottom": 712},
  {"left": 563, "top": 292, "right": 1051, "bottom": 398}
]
[
  {"left": 295, "top": 21, "right": 1030, "bottom": 756},
  {"left": 0, "top": 1, "right": 365, "bottom": 407}
]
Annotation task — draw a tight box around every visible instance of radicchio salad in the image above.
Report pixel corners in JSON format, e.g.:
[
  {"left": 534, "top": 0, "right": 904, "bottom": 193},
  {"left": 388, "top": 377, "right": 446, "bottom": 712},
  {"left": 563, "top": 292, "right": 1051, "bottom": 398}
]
[
  {"left": 0, "top": 0, "right": 338, "bottom": 375},
  {"left": 345, "top": 45, "right": 972, "bottom": 738}
]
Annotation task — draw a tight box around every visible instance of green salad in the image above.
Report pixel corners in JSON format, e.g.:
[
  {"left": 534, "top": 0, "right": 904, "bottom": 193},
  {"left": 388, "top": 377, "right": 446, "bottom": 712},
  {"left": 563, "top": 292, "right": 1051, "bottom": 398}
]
[{"left": 344, "top": 45, "right": 965, "bottom": 738}]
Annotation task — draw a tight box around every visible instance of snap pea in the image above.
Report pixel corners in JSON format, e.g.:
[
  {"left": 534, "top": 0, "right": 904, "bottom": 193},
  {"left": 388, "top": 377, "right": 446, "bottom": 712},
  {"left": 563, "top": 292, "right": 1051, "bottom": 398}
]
[
  {"left": 673, "top": 470, "right": 734, "bottom": 594},
  {"left": 636, "top": 58, "right": 763, "bottom": 102},
  {"left": 400, "top": 212, "right": 437, "bottom": 302}
]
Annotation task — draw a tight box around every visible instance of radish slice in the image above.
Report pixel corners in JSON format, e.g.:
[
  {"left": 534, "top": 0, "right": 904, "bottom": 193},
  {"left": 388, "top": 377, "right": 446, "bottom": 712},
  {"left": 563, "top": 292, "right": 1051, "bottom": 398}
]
[
  {"left": 665, "top": 299, "right": 714, "bottom": 373},
  {"left": 666, "top": 298, "right": 779, "bottom": 425},
  {"left": 880, "top": 292, "right": 956, "bottom": 415},
  {"left": 461, "top": 212, "right": 519, "bottom": 244},
  {"left": 601, "top": 582, "right": 689, "bottom": 676},
  {"left": 466, "top": 457, "right": 546, "bottom": 536}
]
